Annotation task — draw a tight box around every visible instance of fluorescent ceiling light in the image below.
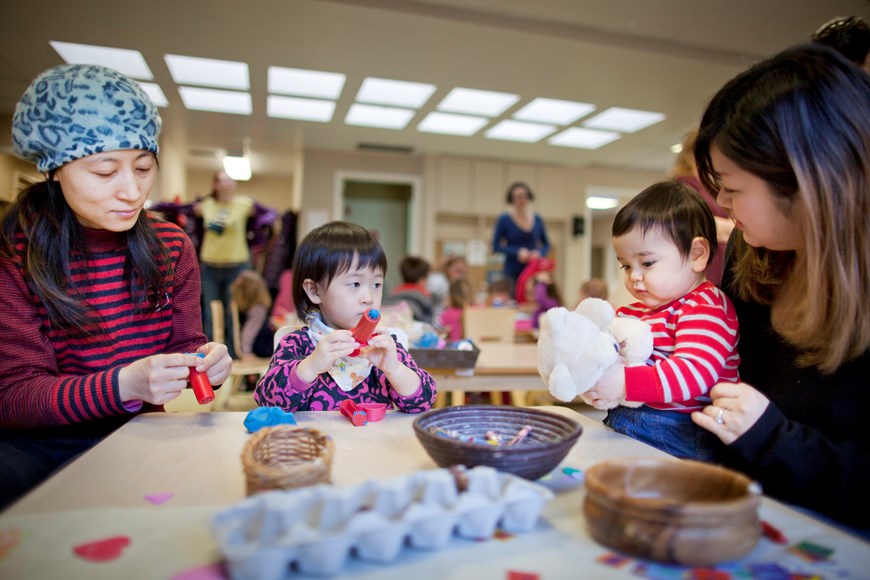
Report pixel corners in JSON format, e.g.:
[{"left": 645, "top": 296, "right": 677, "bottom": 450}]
[
  {"left": 136, "top": 82, "right": 168, "bottom": 108},
  {"left": 223, "top": 156, "right": 251, "bottom": 181},
  {"left": 586, "top": 196, "right": 620, "bottom": 210},
  {"left": 485, "top": 120, "right": 556, "bottom": 143},
  {"left": 356, "top": 77, "right": 436, "bottom": 109},
  {"left": 49, "top": 41, "right": 153, "bottom": 80},
  {"left": 583, "top": 107, "right": 665, "bottom": 133},
  {"left": 437, "top": 87, "right": 519, "bottom": 117},
  {"left": 165, "top": 54, "right": 249, "bottom": 90},
  {"left": 268, "top": 66, "right": 345, "bottom": 99},
  {"left": 178, "top": 86, "right": 252, "bottom": 115},
  {"left": 345, "top": 104, "right": 415, "bottom": 130},
  {"left": 513, "top": 97, "right": 595, "bottom": 125},
  {"left": 549, "top": 127, "right": 620, "bottom": 149},
  {"left": 267, "top": 95, "right": 335, "bottom": 122},
  {"left": 670, "top": 143, "right": 683, "bottom": 153},
  {"left": 417, "top": 112, "right": 489, "bottom": 136}
]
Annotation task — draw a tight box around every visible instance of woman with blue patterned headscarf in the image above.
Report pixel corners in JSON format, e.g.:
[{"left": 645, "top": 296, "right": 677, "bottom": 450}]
[{"left": 0, "top": 64, "right": 232, "bottom": 508}]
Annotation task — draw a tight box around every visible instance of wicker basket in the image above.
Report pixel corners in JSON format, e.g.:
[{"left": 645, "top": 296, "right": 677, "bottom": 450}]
[
  {"left": 410, "top": 342, "right": 480, "bottom": 369},
  {"left": 242, "top": 426, "right": 335, "bottom": 495}
]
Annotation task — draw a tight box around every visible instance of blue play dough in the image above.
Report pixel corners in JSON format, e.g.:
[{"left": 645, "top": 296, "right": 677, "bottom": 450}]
[{"left": 244, "top": 407, "right": 297, "bottom": 433}]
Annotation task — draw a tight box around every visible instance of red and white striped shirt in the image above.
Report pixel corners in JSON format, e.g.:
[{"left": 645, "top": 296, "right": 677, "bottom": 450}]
[
  {"left": 619, "top": 281, "right": 740, "bottom": 412},
  {"left": 0, "top": 218, "right": 205, "bottom": 432}
]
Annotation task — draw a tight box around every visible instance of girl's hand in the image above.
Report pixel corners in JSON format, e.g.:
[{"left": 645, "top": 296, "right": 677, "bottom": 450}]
[
  {"left": 118, "top": 353, "right": 204, "bottom": 405},
  {"left": 361, "top": 332, "right": 401, "bottom": 374},
  {"left": 691, "top": 382, "right": 770, "bottom": 444},
  {"left": 584, "top": 361, "right": 626, "bottom": 409},
  {"left": 306, "top": 330, "right": 358, "bottom": 376},
  {"left": 196, "top": 342, "right": 233, "bottom": 386}
]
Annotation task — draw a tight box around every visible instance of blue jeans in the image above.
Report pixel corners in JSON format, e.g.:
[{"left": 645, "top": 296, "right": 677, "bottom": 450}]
[
  {"left": 604, "top": 405, "right": 723, "bottom": 461},
  {"left": 201, "top": 262, "right": 249, "bottom": 358},
  {"left": 0, "top": 436, "right": 100, "bottom": 510}
]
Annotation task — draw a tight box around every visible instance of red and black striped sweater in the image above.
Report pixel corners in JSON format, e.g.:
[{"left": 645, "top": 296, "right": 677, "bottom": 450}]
[{"left": 0, "top": 218, "right": 205, "bottom": 436}]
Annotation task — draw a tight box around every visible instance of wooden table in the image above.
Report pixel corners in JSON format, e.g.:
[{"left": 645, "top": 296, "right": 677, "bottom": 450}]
[
  {"left": 425, "top": 343, "right": 544, "bottom": 406},
  {"left": 1, "top": 408, "right": 867, "bottom": 579}
]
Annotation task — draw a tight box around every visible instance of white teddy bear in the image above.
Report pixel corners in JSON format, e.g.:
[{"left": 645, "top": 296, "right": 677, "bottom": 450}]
[{"left": 537, "top": 298, "right": 653, "bottom": 408}]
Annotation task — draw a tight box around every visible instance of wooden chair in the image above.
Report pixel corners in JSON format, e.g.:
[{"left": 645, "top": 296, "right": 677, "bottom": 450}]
[
  {"left": 451, "top": 307, "right": 523, "bottom": 406},
  {"left": 210, "top": 299, "right": 272, "bottom": 411}
]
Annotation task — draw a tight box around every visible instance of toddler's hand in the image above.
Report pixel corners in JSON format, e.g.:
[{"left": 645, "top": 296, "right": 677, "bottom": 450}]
[
  {"left": 584, "top": 361, "right": 626, "bottom": 409},
  {"left": 361, "top": 332, "right": 401, "bottom": 374},
  {"left": 308, "top": 330, "right": 358, "bottom": 375}
]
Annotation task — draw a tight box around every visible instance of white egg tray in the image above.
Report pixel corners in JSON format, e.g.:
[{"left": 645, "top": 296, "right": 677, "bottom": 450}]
[{"left": 211, "top": 466, "right": 553, "bottom": 578}]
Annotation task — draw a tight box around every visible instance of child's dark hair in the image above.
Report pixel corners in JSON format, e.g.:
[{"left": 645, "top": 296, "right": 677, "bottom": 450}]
[
  {"left": 292, "top": 221, "right": 387, "bottom": 320},
  {"left": 399, "top": 256, "right": 430, "bottom": 283},
  {"left": 612, "top": 180, "right": 717, "bottom": 263}
]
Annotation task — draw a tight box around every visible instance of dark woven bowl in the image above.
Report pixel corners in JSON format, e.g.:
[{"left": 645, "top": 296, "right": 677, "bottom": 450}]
[{"left": 412, "top": 405, "right": 582, "bottom": 480}]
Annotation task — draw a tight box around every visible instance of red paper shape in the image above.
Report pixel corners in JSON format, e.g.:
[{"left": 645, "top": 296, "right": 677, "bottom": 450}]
[
  {"left": 73, "top": 536, "right": 131, "bottom": 562},
  {"left": 144, "top": 493, "right": 174, "bottom": 505},
  {"left": 507, "top": 571, "right": 540, "bottom": 580}
]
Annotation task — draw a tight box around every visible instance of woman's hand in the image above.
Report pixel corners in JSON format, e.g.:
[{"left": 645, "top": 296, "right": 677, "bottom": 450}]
[
  {"left": 691, "top": 382, "right": 770, "bottom": 444},
  {"left": 362, "top": 332, "right": 401, "bottom": 374},
  {"left": 196, "top": 342, "right": 232, "bottom": 386},
  {"left": 118, "top": 353, "right": 204, "bottom": 405},
  {"left": 584, "top": 361, "right": 626, "bottom": 409},
  {"left": 296, "top": 330, "right": 357, "bottom": 382},
  {"left": 518, "top": 247, "right": 531, "bottom": 263}
]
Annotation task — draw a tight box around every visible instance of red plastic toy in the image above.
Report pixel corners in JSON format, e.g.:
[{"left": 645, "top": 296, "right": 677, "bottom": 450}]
[
  {"left": 339, "top": 400, "right": 388, "bottom": 426},
  {"left": 349, "top": 308, "right": 380, "bottom": 356},
  {"left": 187, "top": 353, "right": 214, "bottom": 404}
]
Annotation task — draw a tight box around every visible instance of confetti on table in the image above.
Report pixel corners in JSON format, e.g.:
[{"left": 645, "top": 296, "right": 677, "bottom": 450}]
[
  {"left": 172, "top": 562, "right": 227, "bottom": 580},
  {"left": 493, "top": 529, "right": 516, "bottom": 541},
  {"left": 688, "top": 568, "right": 732, "bottom": 580},
  {"left": 72, "top": 535, "right": 131, "bottom": 562},
  {"left": 562, "top": 466, "right": 584, "bottom": 480},
  {"left": 596, "top": 552, "right": 631, "bottom": 568},
  {"left": 144, "top": 493, "right": 174, "bottom": 505},
  {"left": 789, "top": 541, "right": 835, "bottom": 563},
  {"left": 0, "top": 528, "right": 23, "bottom": 561},
  {"left": 507, "top": 571, "right": 540, "bottom": 580}
]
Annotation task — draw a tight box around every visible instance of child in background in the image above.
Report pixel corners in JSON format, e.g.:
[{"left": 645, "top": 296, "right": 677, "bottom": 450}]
[
  {"left": 584, "top": 180, "right": 740, "bottom": 461},
  {"left": 387, "top": 256, "right": 434, "bottom": 323},
  {"left": 486, "top": 278, "right": 516, "bottom": 308},
  {"left": 231, "top": 270, "right": 275, "bottom": 360},
  {"left": 531, "top": 271, "right": 562, "bottom": 329},
  {"left": 440, "top": 278, "right": 474, "bottom": 341},
  {"left": 578, "top": 278, "right": 609, "bottom": 303},
  {"left": 254, "top": 221, "right": 436, "bottom": 413}
]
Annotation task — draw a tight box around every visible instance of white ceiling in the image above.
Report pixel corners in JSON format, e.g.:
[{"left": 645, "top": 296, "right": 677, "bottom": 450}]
[{"left": 1, "top": 0, "right": 867, "bottom": 176}]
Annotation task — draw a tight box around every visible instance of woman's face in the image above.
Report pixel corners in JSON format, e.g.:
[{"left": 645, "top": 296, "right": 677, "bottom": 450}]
[
  {"left": 710, "top": 146, "right": 803, "bottom": 252},
  {"left": 510, "top": 186, "right": 530, "bottom": 209},
  {"left": 53, "top": 150, "right": 157, "bottom": 231},
  {"left": 214, "top": 171, "right": 237, "bottom": 197}
]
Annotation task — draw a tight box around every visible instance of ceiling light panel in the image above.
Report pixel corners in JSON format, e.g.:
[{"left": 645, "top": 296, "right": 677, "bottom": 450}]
[
  {"left": 50, "top": 41, "right": 153, "bottom": 80},
  {"left": 136, "top": 82, "right": 168, "bottom": 108},
  {"left": 586, "top": 196, "right": 620, "bottom": 210},
  {"left": 417, "top": 112, "right": 489, "bottom": 136},
  {"left": 356, "top": 77, "right": 436, "bottom": 109},
  {"left": 267, "top": 95, "right": 335, "bottom": 122},
  {"left": 582, "top": 107, "right": 665, "bottom": 133},
  {"left": 549, "top": 127, "right": 620, "bottom": 149},
  {"left": 178, "top": 87, "right": 252, "bottom": 115},
  {"left": 268, "top": 66, "right": 345, "bottom": 99},
  {"left": 345, "top": 104, "right": 415, "bottom": 130},
  {"left": 437, "top": 88, "right": 519, "bottom": 117},
  {"left": 165, "top": 54, "right": 249, "bottom": 90},
  {"left": 512, "top": 97, "right": 595, "bottom": 125},
  {"left": 485, "top": 120, "right": 556, "bottom": 143}
]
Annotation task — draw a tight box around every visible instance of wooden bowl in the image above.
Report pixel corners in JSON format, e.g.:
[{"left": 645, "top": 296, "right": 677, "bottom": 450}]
[
  {"left": 412, "top": 405, "right": 582, "bottom": 480},
  {"left": 583, "top": 458, "right": 761, "bottom": 565}
]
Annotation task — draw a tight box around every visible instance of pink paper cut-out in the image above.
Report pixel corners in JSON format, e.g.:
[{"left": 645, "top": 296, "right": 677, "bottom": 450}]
[
  {"left": 73, "top": 536, "right": 131, "bottom": 562},
  {"left": 171, "top": 562, "right": 227, "bottom": 580},
  {"left": 144, "top": 493, "right": 174, "bottom": 505}
]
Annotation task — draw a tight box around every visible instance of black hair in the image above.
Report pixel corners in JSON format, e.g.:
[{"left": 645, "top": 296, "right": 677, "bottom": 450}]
[
  {"left": 399, "top": 256, "right": 430, "bottom": 283},
  {"left": 505, "top": 181, "right": 535, "bottom": 204},
  {"left": 0, "top": 175, "right": 172, "bottom": 334},
  {"left": 292, "top": 221, "right": 387, "bottom": 320},
  {"left": 812, "top": 16, "right": 870, "bottom": 65},
  {"left": 612, "top": 180, "right": 716, "bottom": 264}
]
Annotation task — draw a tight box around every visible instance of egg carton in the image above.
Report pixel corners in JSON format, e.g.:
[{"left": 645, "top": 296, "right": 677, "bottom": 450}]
[{"left": 211, "top": 466, "right": 553, "bottom": 578}]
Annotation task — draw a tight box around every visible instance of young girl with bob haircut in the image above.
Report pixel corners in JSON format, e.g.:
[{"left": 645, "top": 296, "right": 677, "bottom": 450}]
[
  {"left": 0, "top": 64, "right": 231, "bottom": 508},
  {"left": 254, "top": 221, "right": 436, "bottom": 412},
  {"left": 691, "top": 43, "right": 870, "bottom": 533}
]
